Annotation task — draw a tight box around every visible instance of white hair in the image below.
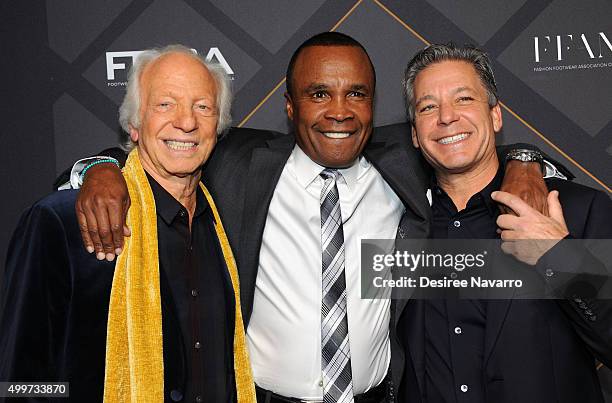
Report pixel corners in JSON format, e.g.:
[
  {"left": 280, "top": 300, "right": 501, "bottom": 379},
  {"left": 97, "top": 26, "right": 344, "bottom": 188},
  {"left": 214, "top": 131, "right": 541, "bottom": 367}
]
[{"left": 118, "top": 44, "right": 232, "bottom": 151}]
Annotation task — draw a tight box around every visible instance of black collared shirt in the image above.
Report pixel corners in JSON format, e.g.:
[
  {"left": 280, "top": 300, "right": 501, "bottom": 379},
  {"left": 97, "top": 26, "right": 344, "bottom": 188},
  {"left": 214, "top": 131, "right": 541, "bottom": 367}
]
[
  {"left": 148, "top": 175, "right": 234, "bottom": 403},
  {"left": 424, "top": 170, "right": 503, "bottom": 403}
]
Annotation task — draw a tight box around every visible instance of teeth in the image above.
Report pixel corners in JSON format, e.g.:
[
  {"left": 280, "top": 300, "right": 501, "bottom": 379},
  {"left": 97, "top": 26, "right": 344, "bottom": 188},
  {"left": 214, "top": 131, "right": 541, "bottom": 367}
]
[
  {"left": 438, "top": 133, "right": 469, "bottom": 145},
  {"left": 322, "top": 132, "right": 351, "bottom": 139},
  {"left": 165, "top": 140, "right": 197, "bottom": 150}
]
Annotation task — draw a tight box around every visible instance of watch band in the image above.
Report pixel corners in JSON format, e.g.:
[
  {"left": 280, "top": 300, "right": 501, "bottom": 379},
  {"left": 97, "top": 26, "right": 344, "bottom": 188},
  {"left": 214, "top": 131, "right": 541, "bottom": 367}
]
[{"left": 505, "top": 149, "right": 544, "bottom": 164}]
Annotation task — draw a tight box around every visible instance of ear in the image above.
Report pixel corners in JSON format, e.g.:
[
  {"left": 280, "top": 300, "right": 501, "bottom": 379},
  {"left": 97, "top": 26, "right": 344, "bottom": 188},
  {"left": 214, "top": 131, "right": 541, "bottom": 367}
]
[
  {"left": 411, "top": 125, "right": 420, "bottom": 149},
  {"left": 491, "top": 103, "right": 503, "bottom": 133},
  {"left": 129, "top": 124, "right": 139, "bottom": 143},
  {"left": 285, "top": 92, "right": 294, "bottom": 121}
]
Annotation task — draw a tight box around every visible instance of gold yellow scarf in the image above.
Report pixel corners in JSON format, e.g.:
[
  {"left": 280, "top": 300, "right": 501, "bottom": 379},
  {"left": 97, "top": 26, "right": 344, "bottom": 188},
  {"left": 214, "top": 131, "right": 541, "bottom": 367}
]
[{"left": 104, "top": 148, "right": 255, "bottom": 402}]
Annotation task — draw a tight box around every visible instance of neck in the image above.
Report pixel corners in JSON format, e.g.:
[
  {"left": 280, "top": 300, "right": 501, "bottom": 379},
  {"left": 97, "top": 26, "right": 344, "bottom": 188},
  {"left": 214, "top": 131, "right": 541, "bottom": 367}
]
[
  {"left": 145, "top": 168, "right": 201, "bottom": 226},
  {"left": 436, "top": 156, "right": 499, "bottom": 211}
]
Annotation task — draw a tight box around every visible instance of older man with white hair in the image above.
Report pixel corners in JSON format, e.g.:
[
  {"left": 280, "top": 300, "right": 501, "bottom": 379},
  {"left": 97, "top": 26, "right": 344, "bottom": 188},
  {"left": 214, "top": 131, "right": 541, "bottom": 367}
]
[{"left": 0, "top": 45, "right": 255, "bottom": 403}]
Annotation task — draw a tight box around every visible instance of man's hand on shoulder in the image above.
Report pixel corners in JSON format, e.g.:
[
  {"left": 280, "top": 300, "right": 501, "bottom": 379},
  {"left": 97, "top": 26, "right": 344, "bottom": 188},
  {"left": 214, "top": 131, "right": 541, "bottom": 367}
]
[
  {"left": 76, "top": 163, "right": 130, "bottom": 261},
  {"left": 492, "top": 190, "right": 569, "bottom": 265},
  {"left": 500, "top": 160, "right": 549, "bottom": 215}
]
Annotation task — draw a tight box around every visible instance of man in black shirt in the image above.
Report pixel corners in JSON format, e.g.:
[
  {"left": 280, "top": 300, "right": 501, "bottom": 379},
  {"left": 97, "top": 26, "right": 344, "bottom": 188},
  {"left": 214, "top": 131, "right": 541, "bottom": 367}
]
[
  {"left": 0, "top": 45, "right": 254, "bottom": 402},
  {"left": 397, "top": 43, "right": 612, "bottom": 403}
]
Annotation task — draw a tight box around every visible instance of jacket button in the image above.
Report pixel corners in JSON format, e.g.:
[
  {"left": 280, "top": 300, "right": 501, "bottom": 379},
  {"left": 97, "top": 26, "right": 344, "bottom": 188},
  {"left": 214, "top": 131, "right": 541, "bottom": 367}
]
[
  {"left": 195, "top": 396, "right": 203, "bottom": 403},
  {"left": 170, "top": 389, "right": 183, "bottom": 401}
]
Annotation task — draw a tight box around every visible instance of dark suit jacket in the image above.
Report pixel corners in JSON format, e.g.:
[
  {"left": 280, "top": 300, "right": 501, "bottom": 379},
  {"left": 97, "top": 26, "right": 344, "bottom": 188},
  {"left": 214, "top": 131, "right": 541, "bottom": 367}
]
[
  {"left": 0, "top": 189, "right": 234, "bottom": 402},
  {"left": 200, "top": 123, "right": 433, "bottom": 398},
  {"left": 396, "top": 179, "right": 612, "bottom": 403}
]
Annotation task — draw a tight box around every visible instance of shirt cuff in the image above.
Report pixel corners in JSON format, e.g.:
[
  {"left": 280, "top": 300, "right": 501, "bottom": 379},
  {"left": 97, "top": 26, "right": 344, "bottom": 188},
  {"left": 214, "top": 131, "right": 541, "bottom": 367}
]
[
  {"left": 69, "top": 156, "right": 115, "bottom": 189},
  {"left": 543, "top": 159, "right": 567, "bottom": 180}
]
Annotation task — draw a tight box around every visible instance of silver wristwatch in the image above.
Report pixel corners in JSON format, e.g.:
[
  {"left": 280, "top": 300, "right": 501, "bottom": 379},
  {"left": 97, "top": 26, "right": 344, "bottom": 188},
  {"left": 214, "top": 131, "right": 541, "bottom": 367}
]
[{"left": 505, "top": 149, "right": 544, "bottom": 164}]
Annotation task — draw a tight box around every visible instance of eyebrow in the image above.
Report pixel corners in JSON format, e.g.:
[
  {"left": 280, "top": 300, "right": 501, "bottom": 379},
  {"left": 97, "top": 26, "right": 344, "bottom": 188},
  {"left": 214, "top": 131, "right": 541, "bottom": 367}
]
[
  {"left": 303, "top": 83, "right": 328, "bottom": 93},
  {"left": 349, "top": 84, "right": 369, "bottom": 92},
  {"left": 415, "top": 86, "right": 476, "bottom": 105},
  {"left": 415, "top": 94, "right": 435, "bottom": 106},
  {"left": 302, "top": 83, "right": 371, "bottom": 93},
  {"left": 453, "top": 86, "right": 474, "bottom": 95}
]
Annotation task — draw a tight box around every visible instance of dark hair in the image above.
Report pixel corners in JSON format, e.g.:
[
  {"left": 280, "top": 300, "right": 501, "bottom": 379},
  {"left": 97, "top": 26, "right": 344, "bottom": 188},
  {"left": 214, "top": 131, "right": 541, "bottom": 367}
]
[
  {"left": 285, "top": 31, "right": 376, "bottom": 96},
  {"left": 403, "top": 43, "right": 499, "bottom": 122}
]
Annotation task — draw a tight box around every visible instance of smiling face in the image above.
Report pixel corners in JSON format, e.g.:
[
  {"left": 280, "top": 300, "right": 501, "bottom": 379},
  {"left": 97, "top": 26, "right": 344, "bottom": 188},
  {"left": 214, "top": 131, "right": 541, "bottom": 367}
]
[
  {"left": 411, "top": 60, "right": 502, "bottom": 176},
  {"left": 129, "top": 52, "right": 219, "bottom": 184},
  {"left": 285, "top": 45, "right": 375, "bottom": 168}
]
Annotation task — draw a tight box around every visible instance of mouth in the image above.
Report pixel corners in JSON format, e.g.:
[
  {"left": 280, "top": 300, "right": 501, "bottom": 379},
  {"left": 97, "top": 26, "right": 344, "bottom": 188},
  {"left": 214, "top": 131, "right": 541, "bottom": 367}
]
[
  {"left": 321, "top": 131, "right": 353, "bottom": 139},
  {"left": 164, "top": 140, "right": 198, "bottom": 151},
  {"left": 437, "top": 132, "right": 470, "bottom": 145}
]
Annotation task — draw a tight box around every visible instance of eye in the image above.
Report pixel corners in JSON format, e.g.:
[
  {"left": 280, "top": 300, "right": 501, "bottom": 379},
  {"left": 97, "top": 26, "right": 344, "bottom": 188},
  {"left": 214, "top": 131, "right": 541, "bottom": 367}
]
[
  {"left": 348, "top": 91, "right": 366, "bottom": 98},
  {"left": 194, "top": 102, "right": 217, "bottom": 116},
  {"left": 155, "top": 102, "right": 174, "bottom": 111},
  {"left": 418, "top": 104, "right": 436, "bottom": 113},
  {"left": 457, "top": 96, "right": 474, "bottom": 103}
]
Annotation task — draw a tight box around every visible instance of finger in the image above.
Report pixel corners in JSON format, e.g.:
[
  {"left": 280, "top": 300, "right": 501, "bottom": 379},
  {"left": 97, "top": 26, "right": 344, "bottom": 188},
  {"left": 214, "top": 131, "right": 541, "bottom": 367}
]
[
  {"left": 108, "top": 203, "right": 125, "bottom": 255},
  {"left": 92, "top": 199, "right": 116, "bottom": 261},
  {"left": 76, "top": 202, "right": 95, "bottom": 253},
  {"left": 491, "top": 191, "right": 537, "bottom": 217},
  {"left": 82, "top": 205, "right": 105, "bottom": 260},
  {"left": 547, "top": 190, "right": 565, "bottom": 223},
  {"left": 500, "top": 229, "right": 520, "bottom": 241},
  {"left": 497, "top": 203, "right": 517, "bottom": 216},
  {"left": 122, "top": 197, "right": 131, "bottom": 238},
  {"left": 496, "top": 214, "right": 521, "bottom": 230},
  {"left": 501, "top": 241, "right": 515, "bottom": 255}
]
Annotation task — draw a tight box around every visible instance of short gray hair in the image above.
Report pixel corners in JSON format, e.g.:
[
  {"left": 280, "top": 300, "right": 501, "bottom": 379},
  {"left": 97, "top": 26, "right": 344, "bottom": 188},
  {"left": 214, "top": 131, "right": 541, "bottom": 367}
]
[
  {"left": 118, "top": 44, "right": 232, "bottom": 151},
  {"left": 403, "top": 43, "right": 498, "bottom": 123}
]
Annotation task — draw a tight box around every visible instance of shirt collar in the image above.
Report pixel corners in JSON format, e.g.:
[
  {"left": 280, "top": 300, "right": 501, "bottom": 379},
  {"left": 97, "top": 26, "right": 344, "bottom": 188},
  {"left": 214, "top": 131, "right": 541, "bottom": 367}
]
[
  {"left": 430, "top": 166, "right": 504, "bottom": 217},
  {"left": 290, "top": 144, "right": 370, "bottom": 191},
  {"left": 146, "top": 173, "right": 209, "bottom": 226}
]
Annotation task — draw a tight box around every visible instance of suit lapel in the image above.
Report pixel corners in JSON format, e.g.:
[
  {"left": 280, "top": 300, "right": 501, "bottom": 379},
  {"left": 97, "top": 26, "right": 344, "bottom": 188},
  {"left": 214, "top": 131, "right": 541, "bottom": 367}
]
[
  {"left": 364, "top": 141, "right": 431, "bottom": 236},
  {"left": 484, "top": 299, "right": 513, "bottom": 366},
  {"left": 366, "top": 137, "right": 430, "bottom": 400},
  {"left": 239, "top": 135, "right": 295, "bottom": 323},
  {"left": 484, "top": 249, "right": 519, "bottom": 364}
]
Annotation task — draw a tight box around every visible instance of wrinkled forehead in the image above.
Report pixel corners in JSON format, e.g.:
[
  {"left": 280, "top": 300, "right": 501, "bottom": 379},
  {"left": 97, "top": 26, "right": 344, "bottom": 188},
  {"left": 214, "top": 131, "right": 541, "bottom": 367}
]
[
  {"left": 413, "top": 60, "right": 488, "bottom": 99},
  {"left": 140, "top": 53, "right": 217, "bottom": 99}
]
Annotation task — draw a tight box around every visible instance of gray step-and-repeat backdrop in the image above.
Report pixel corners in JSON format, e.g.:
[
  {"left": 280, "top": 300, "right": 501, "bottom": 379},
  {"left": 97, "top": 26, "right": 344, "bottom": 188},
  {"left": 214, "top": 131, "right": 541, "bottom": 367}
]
[{"left": 2, "top": 0, "right": 611, "bottom": 398}]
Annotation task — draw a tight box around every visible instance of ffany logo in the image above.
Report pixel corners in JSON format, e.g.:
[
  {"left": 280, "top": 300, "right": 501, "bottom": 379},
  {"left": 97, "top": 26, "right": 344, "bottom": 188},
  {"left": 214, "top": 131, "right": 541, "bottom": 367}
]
[
  {"left": 532, "top": 32, "right": 612, "bottom": 72},
  {"left": 105, "top": 47, "right": 234, "bottom": 85}
]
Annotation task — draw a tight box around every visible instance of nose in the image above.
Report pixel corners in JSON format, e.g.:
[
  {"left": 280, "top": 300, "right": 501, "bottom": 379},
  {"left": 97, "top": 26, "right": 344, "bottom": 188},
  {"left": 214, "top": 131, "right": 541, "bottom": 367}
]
[
  {"left": 325, "top": 97, "right": 354, "bottom": 123},
  {"left": 437, "top": 100, "right": 459, "bottom": 126},
  {"left": 173, "top": 105, "right": 197, "bottom": 132}
]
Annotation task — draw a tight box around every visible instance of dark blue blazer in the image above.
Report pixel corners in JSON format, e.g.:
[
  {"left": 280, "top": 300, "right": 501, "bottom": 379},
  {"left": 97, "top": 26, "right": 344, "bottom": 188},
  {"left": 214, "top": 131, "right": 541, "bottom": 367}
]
[
  {"left": 0, "top": 190, "right": 219, "bottom": 402},
  {"left": 397, "top": 179, "right": 612, "bottom": 403}
]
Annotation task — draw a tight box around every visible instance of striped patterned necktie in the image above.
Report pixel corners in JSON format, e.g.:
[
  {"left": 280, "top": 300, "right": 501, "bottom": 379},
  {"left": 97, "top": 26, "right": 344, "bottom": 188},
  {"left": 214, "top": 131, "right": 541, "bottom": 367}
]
[{"left": 319, "top": 168, "right": 354, "bottom": 403}]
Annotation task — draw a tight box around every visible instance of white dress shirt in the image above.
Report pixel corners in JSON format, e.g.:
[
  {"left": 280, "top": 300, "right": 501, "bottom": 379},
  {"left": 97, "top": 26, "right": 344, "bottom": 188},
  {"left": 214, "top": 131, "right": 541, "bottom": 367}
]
[{"left": 247, "top": 145, "right": 404, "bottom": 399}]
